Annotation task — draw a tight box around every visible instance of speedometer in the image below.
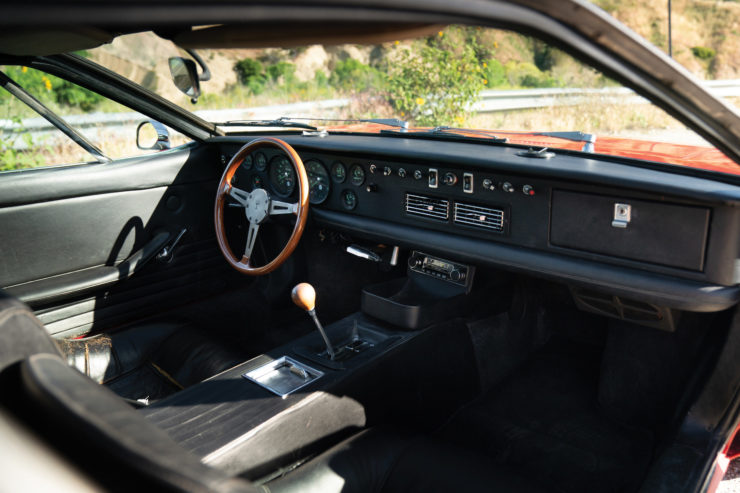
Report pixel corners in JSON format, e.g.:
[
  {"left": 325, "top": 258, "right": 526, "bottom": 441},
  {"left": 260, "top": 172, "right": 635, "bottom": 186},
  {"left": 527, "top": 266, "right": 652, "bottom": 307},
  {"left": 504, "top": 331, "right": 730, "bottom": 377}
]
[
  {"left": 305, "top": 160, "right": 330, "bottom": 204},
  {"left": 268, "top": 155, "right": 296, "bottom": 197}
]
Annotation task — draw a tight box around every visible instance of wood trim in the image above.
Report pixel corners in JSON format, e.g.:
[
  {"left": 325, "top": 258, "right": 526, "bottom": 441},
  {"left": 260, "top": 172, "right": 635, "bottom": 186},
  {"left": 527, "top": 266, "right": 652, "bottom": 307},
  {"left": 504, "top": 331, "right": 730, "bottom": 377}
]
[{"left": 213, "top": 137, "right": 309, "bottom": 276}]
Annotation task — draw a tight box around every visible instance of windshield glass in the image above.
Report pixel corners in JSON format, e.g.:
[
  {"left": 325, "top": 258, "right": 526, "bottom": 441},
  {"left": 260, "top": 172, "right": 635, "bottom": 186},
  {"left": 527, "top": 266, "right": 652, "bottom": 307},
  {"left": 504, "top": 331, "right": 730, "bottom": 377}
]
[{"left": 86, "top": 26, "right": 739, "bottom": 175}]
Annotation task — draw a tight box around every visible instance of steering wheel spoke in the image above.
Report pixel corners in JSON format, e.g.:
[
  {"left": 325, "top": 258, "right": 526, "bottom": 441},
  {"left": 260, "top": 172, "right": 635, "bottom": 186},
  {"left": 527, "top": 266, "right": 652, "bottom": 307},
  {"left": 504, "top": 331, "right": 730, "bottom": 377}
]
[
  {"left": 242, "top": 221, "right": 260, "bottom": 263},
  {"left": 228, "top": 186, "right": 250, "bottom": 207},
  {"left": 269, "top": 199, "right": 299, "bottom": 216}
]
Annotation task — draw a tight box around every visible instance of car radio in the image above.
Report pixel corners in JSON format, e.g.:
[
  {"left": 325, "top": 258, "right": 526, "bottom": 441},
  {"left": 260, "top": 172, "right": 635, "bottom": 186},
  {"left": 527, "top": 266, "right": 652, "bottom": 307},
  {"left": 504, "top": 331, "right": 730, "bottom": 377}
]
[{"left": 407, "top": 251, "right": 473, "bottom": 288}]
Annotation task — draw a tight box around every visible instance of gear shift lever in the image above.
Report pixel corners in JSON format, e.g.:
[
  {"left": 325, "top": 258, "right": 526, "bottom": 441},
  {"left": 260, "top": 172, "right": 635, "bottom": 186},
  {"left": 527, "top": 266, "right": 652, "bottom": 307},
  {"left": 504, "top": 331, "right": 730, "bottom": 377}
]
[{"left": 291, "top": 283, "right": 336, "bottom": 360}]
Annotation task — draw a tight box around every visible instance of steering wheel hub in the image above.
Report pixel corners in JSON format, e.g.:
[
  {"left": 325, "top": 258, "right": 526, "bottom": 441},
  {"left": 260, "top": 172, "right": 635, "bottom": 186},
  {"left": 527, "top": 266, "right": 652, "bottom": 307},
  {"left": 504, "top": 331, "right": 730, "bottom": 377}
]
[{"left": 245, "top": 188, "right": 270, "bottom": 224}]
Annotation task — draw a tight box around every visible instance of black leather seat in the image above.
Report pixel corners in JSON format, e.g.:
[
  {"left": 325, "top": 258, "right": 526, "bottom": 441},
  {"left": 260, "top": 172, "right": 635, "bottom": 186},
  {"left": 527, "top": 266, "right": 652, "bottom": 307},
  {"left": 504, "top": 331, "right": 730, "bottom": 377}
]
[
  {"left": 265, "top": 428, "right": 553, "bottom": 493},
  {"left": 57, "top": 323, "right": 244, "bottom": 403},
  {"left": 0, "top": 289, "right": 257, "bottom": 493}
]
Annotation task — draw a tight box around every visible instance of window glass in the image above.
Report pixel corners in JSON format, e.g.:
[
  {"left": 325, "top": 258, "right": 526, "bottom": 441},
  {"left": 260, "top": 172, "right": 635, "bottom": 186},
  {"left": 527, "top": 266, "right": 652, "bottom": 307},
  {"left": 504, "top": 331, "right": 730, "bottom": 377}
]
[{"left": 0, "top": 64, "right": 190, "bottom": 172}]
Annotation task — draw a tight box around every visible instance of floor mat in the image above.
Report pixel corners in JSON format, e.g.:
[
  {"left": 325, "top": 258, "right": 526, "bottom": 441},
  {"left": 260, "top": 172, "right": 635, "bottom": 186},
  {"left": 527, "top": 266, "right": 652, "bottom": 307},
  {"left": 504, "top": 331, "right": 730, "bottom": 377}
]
[{"left": 439, "top": 338, "right": 653, "bottom": 493}]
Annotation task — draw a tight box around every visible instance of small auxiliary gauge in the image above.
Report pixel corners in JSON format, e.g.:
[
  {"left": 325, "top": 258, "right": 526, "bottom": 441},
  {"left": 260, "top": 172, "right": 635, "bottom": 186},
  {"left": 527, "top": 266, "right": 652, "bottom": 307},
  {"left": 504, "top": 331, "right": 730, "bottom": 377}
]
[
  {"left": 342, "top": 190, "right": 358, "bottom": 210},
  {"left": 350, "top": 164, "right": 365, "bottom": 186},
  {"left": 255, "top": 152, "right": 267, "bottom": 171},
  {"left": 331, "top": 161, "right": 347, "bottom": 183}
]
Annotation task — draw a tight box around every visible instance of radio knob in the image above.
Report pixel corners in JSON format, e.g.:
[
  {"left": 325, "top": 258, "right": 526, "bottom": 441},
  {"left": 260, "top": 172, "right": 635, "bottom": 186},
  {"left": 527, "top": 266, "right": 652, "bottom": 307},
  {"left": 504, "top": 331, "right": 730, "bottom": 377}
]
[
  {"left": 444, "top": 172, "right": 458, "bottom": 186},
  {"left": 450, "top": 269, "right": 465, "bottom": 282},
  {"left": 398, "top": 168, "right": 407, "bottom": 178},
  {"left": 408, "top": 255, "right": 423, "bottom": 268}
]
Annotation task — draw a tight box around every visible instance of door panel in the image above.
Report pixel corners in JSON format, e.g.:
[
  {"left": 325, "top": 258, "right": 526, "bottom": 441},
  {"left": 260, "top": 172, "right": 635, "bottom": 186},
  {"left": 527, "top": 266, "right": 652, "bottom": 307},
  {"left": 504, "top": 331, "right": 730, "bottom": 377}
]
[{"left": 0, "top": 144, "right": 237, "bottom": 336}]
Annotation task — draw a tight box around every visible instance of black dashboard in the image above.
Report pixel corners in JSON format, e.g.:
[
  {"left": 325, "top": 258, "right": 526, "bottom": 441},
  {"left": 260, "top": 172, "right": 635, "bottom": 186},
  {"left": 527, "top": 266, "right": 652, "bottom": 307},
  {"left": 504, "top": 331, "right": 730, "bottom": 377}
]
[{"left": 214, "top": 133, "right": 740, "bottom": 314}]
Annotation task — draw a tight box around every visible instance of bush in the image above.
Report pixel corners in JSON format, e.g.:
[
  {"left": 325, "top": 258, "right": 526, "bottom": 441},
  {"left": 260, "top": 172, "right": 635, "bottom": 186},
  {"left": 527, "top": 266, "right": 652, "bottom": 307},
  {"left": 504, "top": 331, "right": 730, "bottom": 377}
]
[
  {"left": 52, "top": 79, "right": 102, "bottom": 112},
  {"left": 234, "top": 58, "right": 263, "bottom": 84},
  {"left": 266, "top": 62, "right": 295, "bottom": 84},
  {"left": 387, "top": 39, "right": 484, "bottom": 126},
  {"left": 691, "top": 46, "right": 716, "bottom": 60},
  {"left": 483, "top": 59, "right": 507, "bottom": 87},
  {"left": 329, "top": 59, "right": 384, "bottom": 92}
]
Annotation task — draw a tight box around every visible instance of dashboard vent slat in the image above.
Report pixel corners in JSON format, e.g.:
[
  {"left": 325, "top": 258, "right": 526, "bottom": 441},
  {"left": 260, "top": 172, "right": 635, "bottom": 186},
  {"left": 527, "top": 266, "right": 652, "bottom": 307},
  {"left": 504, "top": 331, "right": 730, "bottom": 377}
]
[
  {"left": 454, "top": 202, "right": 505, "bottom": 232},
  {"left": 405, "top": 193, "right": 449, "bottom": 221}
]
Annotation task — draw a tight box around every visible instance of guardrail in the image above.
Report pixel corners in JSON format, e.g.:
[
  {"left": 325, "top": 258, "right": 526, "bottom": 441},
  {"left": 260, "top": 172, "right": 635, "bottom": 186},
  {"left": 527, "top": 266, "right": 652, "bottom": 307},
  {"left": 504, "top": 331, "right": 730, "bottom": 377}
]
[{"left": 3, "top": 80, "right": 740, "bottom": 149}]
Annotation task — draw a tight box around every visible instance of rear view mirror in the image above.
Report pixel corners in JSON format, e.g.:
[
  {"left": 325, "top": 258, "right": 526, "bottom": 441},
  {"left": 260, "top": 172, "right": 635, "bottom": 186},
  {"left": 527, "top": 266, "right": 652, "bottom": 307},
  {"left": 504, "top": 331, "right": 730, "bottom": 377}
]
[
  {"left": 168, "top": 57, "right": 201, "bottom": 103},
  {"left": 136, "top": 120, "right": 170, "bottom": 151}
]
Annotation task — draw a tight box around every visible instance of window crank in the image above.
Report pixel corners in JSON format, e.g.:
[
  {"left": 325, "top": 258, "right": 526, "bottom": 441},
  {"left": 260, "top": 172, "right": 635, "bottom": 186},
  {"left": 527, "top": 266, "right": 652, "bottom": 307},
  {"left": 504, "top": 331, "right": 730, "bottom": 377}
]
[{"left": 157, "top": 228, "right": 187, "bottom": 262}]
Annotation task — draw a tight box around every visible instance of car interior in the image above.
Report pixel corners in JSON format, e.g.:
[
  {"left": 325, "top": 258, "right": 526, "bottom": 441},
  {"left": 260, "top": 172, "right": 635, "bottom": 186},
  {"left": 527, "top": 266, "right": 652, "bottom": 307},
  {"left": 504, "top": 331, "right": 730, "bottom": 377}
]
[{"left": 2, "top": 5, "right": 740, "bottom": 493}]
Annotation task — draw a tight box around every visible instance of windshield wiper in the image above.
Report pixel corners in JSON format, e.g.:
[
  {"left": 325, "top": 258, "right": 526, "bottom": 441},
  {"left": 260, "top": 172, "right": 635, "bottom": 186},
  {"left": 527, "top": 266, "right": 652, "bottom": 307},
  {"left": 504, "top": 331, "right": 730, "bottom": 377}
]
[
  {"left": 492, "top": 130, "right": 596, "bottom": 152},
  {"left": 275, "top": 116, "right": 409, "bottom": 130},
  {"left": 380, "top": 125, "right": 509, "bottom": 143},
  {"left": 216, "top": 118, "right": 319, "bottom": 131}
]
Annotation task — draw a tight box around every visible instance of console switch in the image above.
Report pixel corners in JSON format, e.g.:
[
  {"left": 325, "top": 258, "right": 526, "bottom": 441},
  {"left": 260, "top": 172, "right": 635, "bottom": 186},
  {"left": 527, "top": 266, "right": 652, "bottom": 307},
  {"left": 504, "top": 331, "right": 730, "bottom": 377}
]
[
  {"left": 463, "top": 173, "right": 474, "bottom": 193},
  {"left": 428, "top": 168, "right": 438, "bottom": 188}
]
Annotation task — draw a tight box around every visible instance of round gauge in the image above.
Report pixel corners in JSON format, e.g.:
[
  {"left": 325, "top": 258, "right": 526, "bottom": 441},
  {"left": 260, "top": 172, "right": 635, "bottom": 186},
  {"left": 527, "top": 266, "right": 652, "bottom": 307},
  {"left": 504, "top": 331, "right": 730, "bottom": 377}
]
[
  {"left": 331, "top": 161, "right": 346, "bottom": 184},
  {"left": 342, "top": 189, "right": 358, "bottom": 210},
  {"left": 305, "top": 160, "right": 331, "bottom": 204},
  {"left": 251, "top": 175, "right": 263, "bottom": 189},
  {"left": 349, "top": 164, "right": 365, "bottom": 186},
  {"left": 242, "top": 154, "right": 253, "bottom": 170},
  {"left": 255, "top": 152, "right": 267, "bottom": 171},
  {"left": 269, "top": 155, "right": 296, "bottom": 197}
]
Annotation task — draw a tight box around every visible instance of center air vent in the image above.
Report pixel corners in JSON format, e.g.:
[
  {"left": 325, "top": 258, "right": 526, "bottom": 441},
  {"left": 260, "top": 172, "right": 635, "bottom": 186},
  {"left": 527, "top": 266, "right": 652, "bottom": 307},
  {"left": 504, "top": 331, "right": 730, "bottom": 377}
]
[
  {"left": 454, "top": 202, "right": 505, "bottom": 232},
  {"left": 405, "top": 193, "right": 449, "bottom": 221}
]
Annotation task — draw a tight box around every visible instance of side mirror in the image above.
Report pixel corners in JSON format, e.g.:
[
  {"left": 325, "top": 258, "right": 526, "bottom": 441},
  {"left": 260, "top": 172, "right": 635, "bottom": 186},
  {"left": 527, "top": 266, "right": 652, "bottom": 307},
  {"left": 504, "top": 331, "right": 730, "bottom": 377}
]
[
  {"left": 136, "top": 120, "right": 170, "bottom": 151},
  {"left": 168, "top": 57, "right": 201, "bottom": 102}
]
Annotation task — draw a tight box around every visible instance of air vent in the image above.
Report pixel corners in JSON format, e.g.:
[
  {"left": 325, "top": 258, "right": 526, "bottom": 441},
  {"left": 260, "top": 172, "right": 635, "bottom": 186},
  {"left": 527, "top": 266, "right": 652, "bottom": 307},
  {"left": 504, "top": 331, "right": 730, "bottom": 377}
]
[
  {"left": 454, "top": 202, "right": 505, "bottom": 232},
  {"left": 405, "top": 193, "right": 449, "bottom": 221}
]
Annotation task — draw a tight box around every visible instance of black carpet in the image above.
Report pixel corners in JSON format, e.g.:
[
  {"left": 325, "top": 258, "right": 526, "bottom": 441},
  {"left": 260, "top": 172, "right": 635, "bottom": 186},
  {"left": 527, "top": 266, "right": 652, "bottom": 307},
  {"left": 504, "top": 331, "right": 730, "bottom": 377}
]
[{"left": 439, "top": 337, "right": 654, "bottom": 493}]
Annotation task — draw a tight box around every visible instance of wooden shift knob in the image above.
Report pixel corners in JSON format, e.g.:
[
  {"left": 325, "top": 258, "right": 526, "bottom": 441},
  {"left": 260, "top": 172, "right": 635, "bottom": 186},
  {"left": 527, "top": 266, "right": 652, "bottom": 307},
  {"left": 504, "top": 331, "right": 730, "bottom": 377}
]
[{"left": 291, "top": 283, "right": 316, "bottom": 312}]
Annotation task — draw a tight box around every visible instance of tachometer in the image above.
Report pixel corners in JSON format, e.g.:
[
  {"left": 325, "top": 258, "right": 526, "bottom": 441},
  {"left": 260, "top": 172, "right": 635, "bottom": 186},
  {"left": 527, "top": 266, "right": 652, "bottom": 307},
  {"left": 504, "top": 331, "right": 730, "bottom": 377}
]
[
  {"left": 305, "top": 160, "right": 331, "bottom": 204},
  {"left": 269, "top": 155, "right": 296, "bottom": 197},
  {"left": 350, "top": 164, "right": 365, "bottom": 186}
]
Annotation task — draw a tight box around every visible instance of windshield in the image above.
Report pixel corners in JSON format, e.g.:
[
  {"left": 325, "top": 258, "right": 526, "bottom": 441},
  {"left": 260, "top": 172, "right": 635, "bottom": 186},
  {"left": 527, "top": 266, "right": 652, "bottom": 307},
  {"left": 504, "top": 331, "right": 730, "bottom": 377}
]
[{"left": 86, "top": 24, "right": 739, "bottom": 175}]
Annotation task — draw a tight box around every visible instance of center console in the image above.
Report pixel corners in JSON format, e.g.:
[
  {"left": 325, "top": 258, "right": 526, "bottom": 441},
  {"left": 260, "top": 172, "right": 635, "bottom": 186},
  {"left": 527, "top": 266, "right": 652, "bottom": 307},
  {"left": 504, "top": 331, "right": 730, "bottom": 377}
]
[{"left": 140, "top": 251, "right": 479, "bottom": 480}]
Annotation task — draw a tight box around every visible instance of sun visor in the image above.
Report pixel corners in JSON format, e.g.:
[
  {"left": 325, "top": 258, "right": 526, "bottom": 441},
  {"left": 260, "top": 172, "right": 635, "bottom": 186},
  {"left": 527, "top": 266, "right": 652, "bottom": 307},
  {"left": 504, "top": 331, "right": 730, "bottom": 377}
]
[
  {"left": 0, "top": 28, "right": 113, "bottom": 56},
  {"left": 165, "top": 22, "right": 442, "bottom": 49}
]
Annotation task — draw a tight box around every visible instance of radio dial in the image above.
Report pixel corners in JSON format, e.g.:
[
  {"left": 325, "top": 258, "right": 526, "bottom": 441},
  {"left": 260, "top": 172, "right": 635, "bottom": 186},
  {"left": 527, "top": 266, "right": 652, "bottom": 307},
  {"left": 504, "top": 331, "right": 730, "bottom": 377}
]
[
  {"left": 450, "top": 269, "right": 465, "bottom": 282},
  {"left": 408, "top": 255, "right": 423, "bottom": 268}
]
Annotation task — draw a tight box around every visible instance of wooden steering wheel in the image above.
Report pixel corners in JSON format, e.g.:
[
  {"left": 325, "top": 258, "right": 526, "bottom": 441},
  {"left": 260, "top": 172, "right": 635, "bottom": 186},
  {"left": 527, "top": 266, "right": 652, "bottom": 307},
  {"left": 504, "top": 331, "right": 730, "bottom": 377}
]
[{"left": 214, "top": 137, "right": 309, "bottom": 275}]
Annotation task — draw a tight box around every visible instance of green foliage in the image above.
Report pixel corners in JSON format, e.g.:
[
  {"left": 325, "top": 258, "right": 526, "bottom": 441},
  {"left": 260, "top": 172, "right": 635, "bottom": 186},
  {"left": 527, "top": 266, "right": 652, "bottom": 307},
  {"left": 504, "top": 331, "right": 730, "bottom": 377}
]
[
  {"left": 234, "top": 58, "right": 267, "bottom": 94},
  {"left": 0, "top": 115, "right": 47, "bottom": 171},
  {"left": 235, "top": 58, "right": 263, "bottom": 83},
  {"left": 483, "top": 60, "right": 506, "bottom": 87},
  {"left": 52, "top": 79, "right": 103, "bottom": 111},
  {"left": 532, "top": 41, "right": 557, "bottom": 72},
  {"left": 692, "top": 46, "right": 717, "bottom": 60},
  {"left": 266, "top": 62, "right": 295, "bottom": 83},
  {"left": 329, "top": 58, "right": 385, "bottom": 92},
  {"left": 1, "top": 65, "right": 102, "bottom": 112},
  {"left": 387, "top": 31, "right": 485, "bottom": 126}
]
